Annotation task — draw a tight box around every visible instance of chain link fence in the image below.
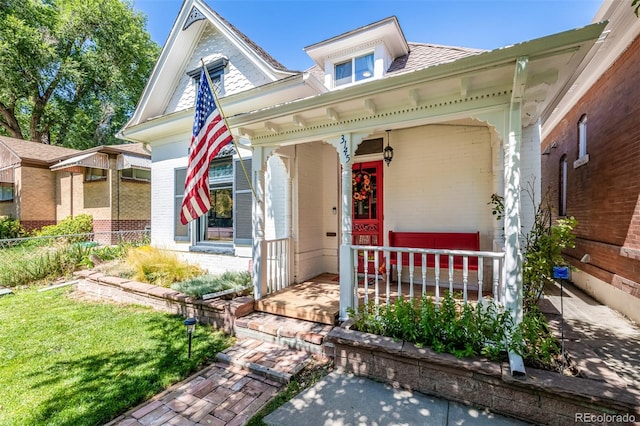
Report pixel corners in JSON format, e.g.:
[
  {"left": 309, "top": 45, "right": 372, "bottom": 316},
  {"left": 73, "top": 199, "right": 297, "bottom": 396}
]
[{"left": 0, "top": 229, "right": 150, "bottom": 250}]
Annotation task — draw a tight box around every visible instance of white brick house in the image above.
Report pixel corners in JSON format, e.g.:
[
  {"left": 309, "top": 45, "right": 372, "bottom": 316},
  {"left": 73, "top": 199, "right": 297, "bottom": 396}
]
[{"left": 120, "top": 0, "right": 605, "bottom": 373}]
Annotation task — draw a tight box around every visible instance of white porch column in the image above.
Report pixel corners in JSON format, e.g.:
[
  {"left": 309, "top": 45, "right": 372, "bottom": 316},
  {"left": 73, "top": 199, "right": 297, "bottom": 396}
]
[
  {"left": 504, "top": 57, "right": 528, "bottom": 376},
  {"left": 339, "top": 159, "right": 353, "bottom": 321},
  {"left": 252, "top": 146, "right": 268, "bottom": 299},
  {"left": 326, "top": 134, "right": 355, "bottom": 321},
  {"left": 504, "top": 56, "right": 527, "bottom": 325}
]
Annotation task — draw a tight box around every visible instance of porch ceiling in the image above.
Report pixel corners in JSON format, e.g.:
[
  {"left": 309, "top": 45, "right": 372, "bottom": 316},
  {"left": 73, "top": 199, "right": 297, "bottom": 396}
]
[{"left": 231, "top": 23, "right": 605, "bottom": 146}]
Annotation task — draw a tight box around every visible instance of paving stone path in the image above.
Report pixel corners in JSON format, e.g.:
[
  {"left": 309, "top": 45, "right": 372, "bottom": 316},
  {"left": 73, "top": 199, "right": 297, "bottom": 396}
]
[{"left": 107, "top": 339, "right": 314, "bottom": 426}]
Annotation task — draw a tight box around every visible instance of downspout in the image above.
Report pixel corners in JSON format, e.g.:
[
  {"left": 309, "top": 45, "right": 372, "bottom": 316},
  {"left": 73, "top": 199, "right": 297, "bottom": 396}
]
[
  {"left": 69, "top": 172, "right": 73, "bottom": 217},
  {"left": 504, "top": 56, "right": 528, "bottom": 377}
]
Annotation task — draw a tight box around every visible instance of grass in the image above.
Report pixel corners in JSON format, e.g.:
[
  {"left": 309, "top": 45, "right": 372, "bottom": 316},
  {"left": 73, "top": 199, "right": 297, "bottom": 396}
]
[{"left": 0, "top": 286, "right": 233, "bottom": 426}]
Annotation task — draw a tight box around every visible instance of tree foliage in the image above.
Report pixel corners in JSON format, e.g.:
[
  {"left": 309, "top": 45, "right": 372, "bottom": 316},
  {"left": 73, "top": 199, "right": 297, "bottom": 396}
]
[
  {"left": 0, "top": 0, "right": 159, "bottom": 148},
  {"left": 634, "top": 0, "right": 640, "bottom": 17}
]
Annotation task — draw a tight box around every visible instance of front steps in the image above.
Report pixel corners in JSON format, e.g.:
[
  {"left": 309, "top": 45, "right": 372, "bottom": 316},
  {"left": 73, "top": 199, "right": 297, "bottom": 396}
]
[{"left": 215, "top": 311, "right": 335, "bottom": 385}]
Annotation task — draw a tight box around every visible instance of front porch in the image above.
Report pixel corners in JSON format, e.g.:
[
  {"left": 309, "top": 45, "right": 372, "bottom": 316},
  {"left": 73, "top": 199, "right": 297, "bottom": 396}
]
[{"left": 256, "top": 249, "right": 501, "bottom": 326}]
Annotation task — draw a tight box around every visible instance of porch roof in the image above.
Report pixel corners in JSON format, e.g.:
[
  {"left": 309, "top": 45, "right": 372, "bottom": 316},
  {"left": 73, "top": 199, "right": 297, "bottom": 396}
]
[
  {"left": 116, "top": 153, "right": 151, "bottom": 170},
  {"left": 229, "top": 22, "right": 606, "bottom": 146},
  {"left": 50, "top": 152, "right": 109, "bottom": 172}
]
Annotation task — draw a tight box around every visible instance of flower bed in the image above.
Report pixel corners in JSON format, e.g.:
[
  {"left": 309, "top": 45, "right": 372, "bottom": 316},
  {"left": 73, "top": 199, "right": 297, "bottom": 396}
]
[{"left": 74, "top": 270, "right": 253, "bottom": 333}]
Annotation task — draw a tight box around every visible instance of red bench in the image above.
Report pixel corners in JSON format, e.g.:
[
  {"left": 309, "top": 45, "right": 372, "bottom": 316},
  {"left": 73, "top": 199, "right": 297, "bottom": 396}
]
[{"left": 388, "top": 231, "right": 480, "bottom": 271}]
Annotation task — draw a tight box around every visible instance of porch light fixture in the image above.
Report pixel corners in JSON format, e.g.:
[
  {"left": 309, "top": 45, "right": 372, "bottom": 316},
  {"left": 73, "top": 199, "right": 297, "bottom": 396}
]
[
  {"left": 383, "top": 130, "right": 394, "bottom": 167},
  {"left": 184, "top": 317, "right": 196, "bottom": 358}
]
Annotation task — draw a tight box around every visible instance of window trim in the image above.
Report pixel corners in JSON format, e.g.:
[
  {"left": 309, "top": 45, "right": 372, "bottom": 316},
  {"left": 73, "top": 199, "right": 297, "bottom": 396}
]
[
  {"left": 0, "top": 182, "right": 14, "bottom": 202},
  {"left": 574, "top": 114, "right": 589, "bottom": 168},
  {"left": 174, "top": 167, "right": 189, "bottom": 242},
  {"left": 559, "top": 155, "right": 568, "bottom": 217},
  {"left": 121, "top": 167, "right": 151, "bottom": 182},
  {"left": 195, "top": 158, "right": 234, "bottom": 246}
]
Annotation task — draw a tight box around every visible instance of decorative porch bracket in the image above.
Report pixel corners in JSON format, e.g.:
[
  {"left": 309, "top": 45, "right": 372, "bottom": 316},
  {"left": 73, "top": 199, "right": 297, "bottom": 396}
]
[{"left": 504, "top": 56, "right": 528, "bottom": 377}]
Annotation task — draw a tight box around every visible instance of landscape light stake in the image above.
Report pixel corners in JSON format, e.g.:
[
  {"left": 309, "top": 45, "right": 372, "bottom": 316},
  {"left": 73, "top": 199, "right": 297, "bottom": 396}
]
[{"left": 184, "top": 318, "right": 196, "bottom": 358}]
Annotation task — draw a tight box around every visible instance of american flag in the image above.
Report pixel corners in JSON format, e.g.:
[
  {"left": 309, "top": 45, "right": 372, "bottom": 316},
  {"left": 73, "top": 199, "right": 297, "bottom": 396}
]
[{"left": 180, "top": 66, "right": 233, "bottom": 225}]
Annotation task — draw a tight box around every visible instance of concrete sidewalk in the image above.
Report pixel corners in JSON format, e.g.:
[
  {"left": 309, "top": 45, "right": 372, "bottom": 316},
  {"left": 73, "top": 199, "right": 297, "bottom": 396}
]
[{"left": 264, "top": 371, "right": 530, "bottom": 426}]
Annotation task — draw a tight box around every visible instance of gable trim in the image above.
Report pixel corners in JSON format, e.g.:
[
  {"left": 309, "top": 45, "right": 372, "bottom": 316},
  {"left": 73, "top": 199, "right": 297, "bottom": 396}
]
[{"left": 183, "top": 6, "right": 206, "bottom": 31}]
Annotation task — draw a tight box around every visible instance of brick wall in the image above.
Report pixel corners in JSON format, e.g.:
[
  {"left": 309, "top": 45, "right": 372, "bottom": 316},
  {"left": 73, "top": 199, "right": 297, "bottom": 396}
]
[
  {"left": 16, "top": 165, "right": 57, "bottom": 223},
  {"left": 118, "top": 179, "right": 151, "bottom": 221},
  {"left": 21, "top": 220, "right": 56, "bottom": 232},
  {"left": 541, "top": 34, "right": 640, "bottom": 299}
]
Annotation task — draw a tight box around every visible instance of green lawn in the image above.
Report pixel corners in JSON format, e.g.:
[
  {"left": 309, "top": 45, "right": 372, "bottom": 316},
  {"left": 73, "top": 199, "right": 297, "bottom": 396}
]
[{"left": 0, "top": 286, "right": 233, "bottom": 426}]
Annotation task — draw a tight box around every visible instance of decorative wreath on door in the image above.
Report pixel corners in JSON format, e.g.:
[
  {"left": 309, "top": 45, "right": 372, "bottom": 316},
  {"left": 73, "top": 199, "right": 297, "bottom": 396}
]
[{"left": 352, "top": 170, "right": 373, "bottom": 201}]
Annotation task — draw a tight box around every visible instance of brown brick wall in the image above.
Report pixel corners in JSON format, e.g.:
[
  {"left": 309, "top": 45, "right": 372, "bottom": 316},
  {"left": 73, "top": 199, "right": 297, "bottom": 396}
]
[
  {"left": 16, "top": 165, "right": 57, "bottom": 222},
  {"left": 21, "top": 220, "right": 56, "bottom": 233},
  {"left": 117, "top": 178, "right": 151, "bottom": 221},
  {"left": 541, "top": 34, "right": 640, "bottom": 291}
]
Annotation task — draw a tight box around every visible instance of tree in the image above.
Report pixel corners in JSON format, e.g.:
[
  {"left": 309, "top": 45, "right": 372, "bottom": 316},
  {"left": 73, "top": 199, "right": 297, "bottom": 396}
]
[
  {"left": 0, "top": 0, "right": 159, "bottom": 148},
  {"left": 634, "top": 0, "right": 640, "bottom": 17}
]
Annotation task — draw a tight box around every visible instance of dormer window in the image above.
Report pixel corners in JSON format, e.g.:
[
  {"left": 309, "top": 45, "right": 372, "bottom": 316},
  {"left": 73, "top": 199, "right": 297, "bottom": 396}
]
[{"left": 335, "top": 53, "right": 374, "bottom": 87}]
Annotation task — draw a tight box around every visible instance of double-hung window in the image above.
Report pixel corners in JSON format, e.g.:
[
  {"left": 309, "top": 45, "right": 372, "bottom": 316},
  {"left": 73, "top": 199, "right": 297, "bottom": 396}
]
[
  {"left": 335, "top": 53, "right": 374, "bottom": 87},
  {"left": 174, "top": 155, "right": 253, "bottom": 247},
  {"left": 198, "top": 159, "right": 234, "bottom": 242},
  {"left": 574, "top": 114, "right": 589, "bottom": 168},
  {"left": 0, "top": 182, "right": 13, "bottom": 201}
]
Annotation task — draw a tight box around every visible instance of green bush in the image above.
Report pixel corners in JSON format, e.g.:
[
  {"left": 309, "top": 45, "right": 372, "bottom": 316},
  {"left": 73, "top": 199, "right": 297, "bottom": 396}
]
[
  {"left": 0, "top": 216, "right": 27, "bottom": 239},
  {"left": 37, "top": 214, "right": 93, "bottom": 241},
  {"left": 349, "top": 294, "right": 513, "bottom": 361},
  {"left": 171, "top": 271, "right": 251, "bottom": 299}
]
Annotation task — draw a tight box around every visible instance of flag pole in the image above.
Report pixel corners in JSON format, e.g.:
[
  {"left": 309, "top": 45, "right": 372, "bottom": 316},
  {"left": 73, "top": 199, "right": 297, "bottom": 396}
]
[{"left": 200, "top": 59, "right": 257, "bottom": 199}]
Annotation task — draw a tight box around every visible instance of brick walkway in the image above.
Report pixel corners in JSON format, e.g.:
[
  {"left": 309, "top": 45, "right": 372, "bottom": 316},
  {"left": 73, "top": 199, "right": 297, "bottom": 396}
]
[{"left": 107, "top": 339, "right": 314, "bottom": 426}]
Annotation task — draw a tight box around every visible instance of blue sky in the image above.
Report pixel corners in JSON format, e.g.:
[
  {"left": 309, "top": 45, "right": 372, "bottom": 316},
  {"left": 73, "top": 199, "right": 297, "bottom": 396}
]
[{"left": 132, "top": 0, "right": 602, "bottom": 71}]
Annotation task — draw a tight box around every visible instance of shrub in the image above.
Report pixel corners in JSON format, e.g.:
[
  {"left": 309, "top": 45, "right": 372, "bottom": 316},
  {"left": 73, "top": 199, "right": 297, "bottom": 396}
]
[
  {"left": 171, "top": 271, "right": 252, "bottom": 299},
  {"left": 0, "top": 216, "right": 27, "bottom": 239},
  {"left": 489, "top": 189, "right": 576, "bottom": 311},
  {"left": 37, "top": 214, "right": 94, "bottom": 243},
  {"left": 127, "top": 246, "right": 203, "bottom": 287},
  {"left": 349, "top": 294, "right": 513, "bottom": 361}
]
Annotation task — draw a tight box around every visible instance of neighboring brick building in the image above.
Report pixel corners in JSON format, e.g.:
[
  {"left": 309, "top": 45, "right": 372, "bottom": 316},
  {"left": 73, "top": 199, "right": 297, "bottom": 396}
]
[
  {"left": 0, "top": 137, "right": 78, "bottom": 231},
  {"left": 0, "top": 136, "right": 151, "bottom": 240},
  {"left": 541, "top": 2, "right": 640, "bottom": 323}
]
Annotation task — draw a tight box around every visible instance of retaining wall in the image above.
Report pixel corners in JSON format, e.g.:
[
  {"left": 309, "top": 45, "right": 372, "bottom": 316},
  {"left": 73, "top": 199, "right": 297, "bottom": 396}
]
[
  {"left": 74, "top": 270, "right": 253, "bottom": 334},
  {"left": 326, "top": 323, "right": 640, "bottom": 426}
]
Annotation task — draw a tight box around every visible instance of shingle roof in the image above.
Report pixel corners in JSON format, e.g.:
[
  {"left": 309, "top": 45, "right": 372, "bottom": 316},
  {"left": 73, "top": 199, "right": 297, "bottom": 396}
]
[
  {"left": 0, "top": 136, "right": 79, "bottom": 163},
  {"left": 304, "top": 42, "right": 484, "bottom": 79},
  {"left": 212, "top": 10, "right": 294, "bottom": 72},
  {"left": 387, "top": 42, "right": 484, "bottom": 74}
]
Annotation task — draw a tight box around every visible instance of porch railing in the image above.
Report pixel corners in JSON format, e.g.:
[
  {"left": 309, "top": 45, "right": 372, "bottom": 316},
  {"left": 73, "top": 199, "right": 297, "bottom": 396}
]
[
  {"left": 350, "top": 245, "right": 505, "bottom": 309},
  {"left": 265, "top": 237, "right": 290, "bottom": 294}
]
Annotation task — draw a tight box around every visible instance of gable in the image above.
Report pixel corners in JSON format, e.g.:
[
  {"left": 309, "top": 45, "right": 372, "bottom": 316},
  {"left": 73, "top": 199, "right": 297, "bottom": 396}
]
[
  {"left": 126, "top": 0, "right": 296, "bottom": 127},
  {"left": 165, "top": 23, "right": 275, "bottom": 115}
]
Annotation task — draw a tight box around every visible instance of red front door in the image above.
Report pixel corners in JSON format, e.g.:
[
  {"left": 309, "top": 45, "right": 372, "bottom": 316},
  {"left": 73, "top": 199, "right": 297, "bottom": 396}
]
[{"left": 352, "top": 160, "right": 383, "bottom": 273}]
